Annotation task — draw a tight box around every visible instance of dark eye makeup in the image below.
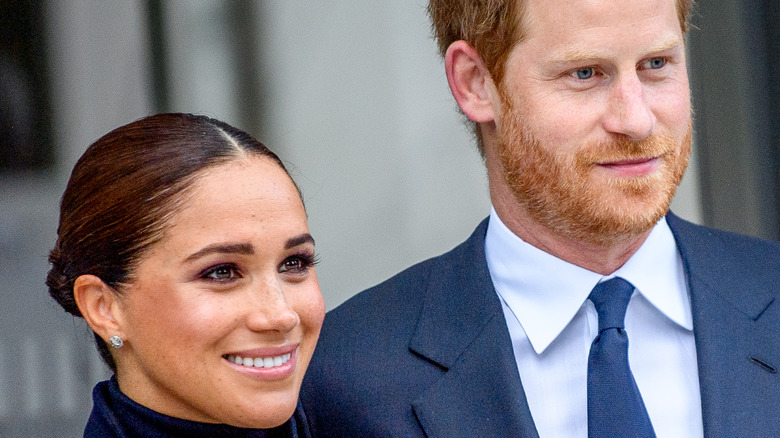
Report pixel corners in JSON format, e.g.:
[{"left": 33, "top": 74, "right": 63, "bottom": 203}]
[
  {"left": 200, "top": 263, "right": 241, "bottom": 283},
  {"left": 195, "top": 249, "right": 318, "bottom": 284},
  {"left": 279, "top": 251, "right": 319, "bottom": 274}
]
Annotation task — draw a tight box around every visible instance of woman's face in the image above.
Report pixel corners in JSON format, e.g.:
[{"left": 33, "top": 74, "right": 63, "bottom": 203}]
[{"left": 112, "top": 156, "right": 324, "bottom": 428}]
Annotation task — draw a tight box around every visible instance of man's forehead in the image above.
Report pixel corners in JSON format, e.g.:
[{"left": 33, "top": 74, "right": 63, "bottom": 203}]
[
  {"left": 520, "top": 0, "right": 680, "bottom": 35},
  {"left": 513, "top": 0, "right": 684, "bottom": 56}
]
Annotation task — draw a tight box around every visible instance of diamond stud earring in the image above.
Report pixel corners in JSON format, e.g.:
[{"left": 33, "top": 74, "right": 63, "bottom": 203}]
[{"left": 108, "top": 335, "right": 124, "bottom": 349}]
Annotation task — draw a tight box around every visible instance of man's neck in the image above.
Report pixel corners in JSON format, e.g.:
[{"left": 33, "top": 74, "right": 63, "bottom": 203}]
[{"left": 490, "top": 188, "right": 652, "bottom": 276}]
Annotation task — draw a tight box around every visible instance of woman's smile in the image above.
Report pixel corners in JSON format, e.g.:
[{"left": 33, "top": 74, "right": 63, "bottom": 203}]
[{"left": 223, "top": 344, "right": 300, "bottom": 380}]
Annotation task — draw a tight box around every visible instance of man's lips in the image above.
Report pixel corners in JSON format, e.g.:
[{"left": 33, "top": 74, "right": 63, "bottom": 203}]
[{"left": 597, "top": 157, "right": 660, "bottom": 176}]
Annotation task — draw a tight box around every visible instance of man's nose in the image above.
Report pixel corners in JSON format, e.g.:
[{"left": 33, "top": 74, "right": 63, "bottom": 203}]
[{"left": 601, "top": 72, "right": 656, "bottom": 141}]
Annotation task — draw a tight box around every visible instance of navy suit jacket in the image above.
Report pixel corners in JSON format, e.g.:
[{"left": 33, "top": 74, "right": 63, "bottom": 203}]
[{"left": 300, "top": 214, "right": 780, "bottom": 437}]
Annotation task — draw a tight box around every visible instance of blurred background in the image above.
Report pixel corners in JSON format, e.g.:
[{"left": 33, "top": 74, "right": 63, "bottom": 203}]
[{"left": 0, "top": 0, "right": 778, "bottom": 435}]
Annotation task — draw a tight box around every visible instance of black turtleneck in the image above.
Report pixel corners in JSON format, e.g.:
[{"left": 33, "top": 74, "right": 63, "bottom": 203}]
[{"left": 84, "top": 377, "right": 311, "bottom": 437}]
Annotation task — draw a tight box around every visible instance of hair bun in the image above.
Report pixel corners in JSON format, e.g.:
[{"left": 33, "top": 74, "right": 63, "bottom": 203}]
[{"left": 46, "top": 245, "right": 81, "bottom": 317}]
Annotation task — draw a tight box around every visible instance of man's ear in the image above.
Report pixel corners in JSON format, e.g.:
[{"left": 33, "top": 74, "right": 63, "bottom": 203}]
[
  {"left": 445, "top": 40, "right": 499, "bottom": 123},
  {"left": 73, "top": 274, "right": 125, "bottom": 343}
]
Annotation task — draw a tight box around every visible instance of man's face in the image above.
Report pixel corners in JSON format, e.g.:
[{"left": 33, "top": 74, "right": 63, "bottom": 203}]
[{"left": 494, "top": 0, "right": 692, "bottom": 245}]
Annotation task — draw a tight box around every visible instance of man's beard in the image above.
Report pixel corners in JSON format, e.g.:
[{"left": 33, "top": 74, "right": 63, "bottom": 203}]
[{"left": 497, "top": 98, "right": 692, "bottom": 247}]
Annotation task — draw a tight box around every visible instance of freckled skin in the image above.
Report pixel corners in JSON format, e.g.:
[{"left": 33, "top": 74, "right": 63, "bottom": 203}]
[{"left": 112, "top": 157, "right": 324, "bottom": 428}]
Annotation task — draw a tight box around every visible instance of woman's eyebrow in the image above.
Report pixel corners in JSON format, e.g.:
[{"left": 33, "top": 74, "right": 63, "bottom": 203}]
[
  {"left": 184, "top": 243, "right": 254, "bottom": 262},
  {"left": 286, "top": 234, "right": 315, "bottom": 249}
]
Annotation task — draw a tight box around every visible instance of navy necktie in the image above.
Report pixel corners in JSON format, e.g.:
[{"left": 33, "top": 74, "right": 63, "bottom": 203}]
[{"left": 587, "top": 277, "right": 655, "bottom": 438}]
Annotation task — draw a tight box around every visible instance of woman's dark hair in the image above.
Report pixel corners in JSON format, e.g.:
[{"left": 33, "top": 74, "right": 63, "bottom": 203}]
[{"left": 46, "top": 113, "right": 297, "bottom": 372}]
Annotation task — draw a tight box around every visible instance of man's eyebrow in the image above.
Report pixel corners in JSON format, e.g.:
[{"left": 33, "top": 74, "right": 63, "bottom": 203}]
[
  {"left": 555, "top": 38, "right": 683, "bottom": 64},
  {"left": 286, "top": 234, "right": 315, "bottom": 249},
  {"left": 184, "top": 243, "right": 254, "bottom": 262},
  {"left": 646, "top": 38, "right": 684, "bottom": 53}
]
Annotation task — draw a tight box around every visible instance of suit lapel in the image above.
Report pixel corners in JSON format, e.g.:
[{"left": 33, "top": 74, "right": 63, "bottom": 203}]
[
  {"left": 409, "top": 219, "right": 539, "bottom": 437},
  {"left": 669, "top": 214, "right": 780, "bottom": 437}
]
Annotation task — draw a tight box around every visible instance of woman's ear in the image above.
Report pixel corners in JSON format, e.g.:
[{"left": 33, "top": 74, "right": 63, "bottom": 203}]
[
  {"left": 444, "top": 40, "right": 499, "bottom": 123},
  {"left": 73, "top": 274, "right": 124, "bottom": 343}
]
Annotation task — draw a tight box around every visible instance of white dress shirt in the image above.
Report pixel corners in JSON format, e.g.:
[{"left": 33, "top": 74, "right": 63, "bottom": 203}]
[{"left": 485, "top": 208, "right": 703, "bottom": 438}]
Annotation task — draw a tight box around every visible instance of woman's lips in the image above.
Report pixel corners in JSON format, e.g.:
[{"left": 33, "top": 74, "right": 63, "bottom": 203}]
[
  {"left": 226, "top": 352, "right": 292, "bottom": 368},
  {"left": 223, "top": 345, "right": 298, "bottom": 380}
]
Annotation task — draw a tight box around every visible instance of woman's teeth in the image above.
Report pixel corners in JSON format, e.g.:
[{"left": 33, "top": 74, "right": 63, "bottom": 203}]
[{"left": 225, "top": 353, "right": 292, "bottom": 368}]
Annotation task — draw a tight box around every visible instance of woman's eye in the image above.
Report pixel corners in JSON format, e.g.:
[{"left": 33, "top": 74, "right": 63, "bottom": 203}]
[
  {"left": 573, "top": 67, "right": 595, "bottom": 80},
  {"left": 279, "top": 259, "right": 302, "bottom": 273},
  {"left": 644, "top": 57, "right": 667, "bottom": 69},
  {"left": 202, "top": 264, "right": 240, "bottom": 281},
  {"left": 279, "top": 253, "right": 317, "bottom": 274}
]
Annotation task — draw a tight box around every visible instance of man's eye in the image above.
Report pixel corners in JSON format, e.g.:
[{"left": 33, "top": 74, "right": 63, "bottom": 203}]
[
  {"left": 645, "top": 57, "right": 666, "bottom": 69},
  {"left": 574, "top": 67, "right": 595, "bottom": 80}
]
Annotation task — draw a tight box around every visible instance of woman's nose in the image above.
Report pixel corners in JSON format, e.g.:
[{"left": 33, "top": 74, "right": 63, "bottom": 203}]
[{"left": 245, "top": 279, "right": 300, "bottom": 333}]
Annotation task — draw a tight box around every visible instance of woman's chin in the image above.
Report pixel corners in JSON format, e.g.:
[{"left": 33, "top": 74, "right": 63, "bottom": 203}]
[{"left": 226, "top": 394, "right": 299, "bottom": 429}]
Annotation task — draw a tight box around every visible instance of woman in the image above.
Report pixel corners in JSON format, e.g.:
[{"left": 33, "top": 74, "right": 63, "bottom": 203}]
[{"left": 46, "top": 113, "right": 325, "bottom": 437}]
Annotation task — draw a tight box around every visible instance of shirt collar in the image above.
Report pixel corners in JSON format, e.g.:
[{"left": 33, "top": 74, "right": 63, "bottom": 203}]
[{"left": 485, "top": 207, "right": 691, "bottom": 355}]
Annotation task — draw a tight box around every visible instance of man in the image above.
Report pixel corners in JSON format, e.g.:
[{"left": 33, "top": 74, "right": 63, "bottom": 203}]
[{"left": 300, "top": 0, "right": 780, "bottom": 436}]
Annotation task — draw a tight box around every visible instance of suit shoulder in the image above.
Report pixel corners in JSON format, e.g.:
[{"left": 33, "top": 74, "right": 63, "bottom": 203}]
[
  {"left": 320, "top": 218, "right": 489, "bottom": 346},
  {"left": 668, "top": 214, "right": 780, "bottom": 293},
  {"left": 669, "top": 214, "right": 780, "bottom": 265},
  {"left": 326, "top": 240, "right": 459, "bottom": 329},
  {"left": 328, "top": 219, "right": 489, "bottom": 324},
  {"left": 301, "top": 220, "right": 493, "bottom": 436}
]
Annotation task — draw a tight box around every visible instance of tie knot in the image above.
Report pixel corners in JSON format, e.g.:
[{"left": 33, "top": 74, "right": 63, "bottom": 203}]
[{"left": 589, "top": 277, "right": 635, "bottom": 332}]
